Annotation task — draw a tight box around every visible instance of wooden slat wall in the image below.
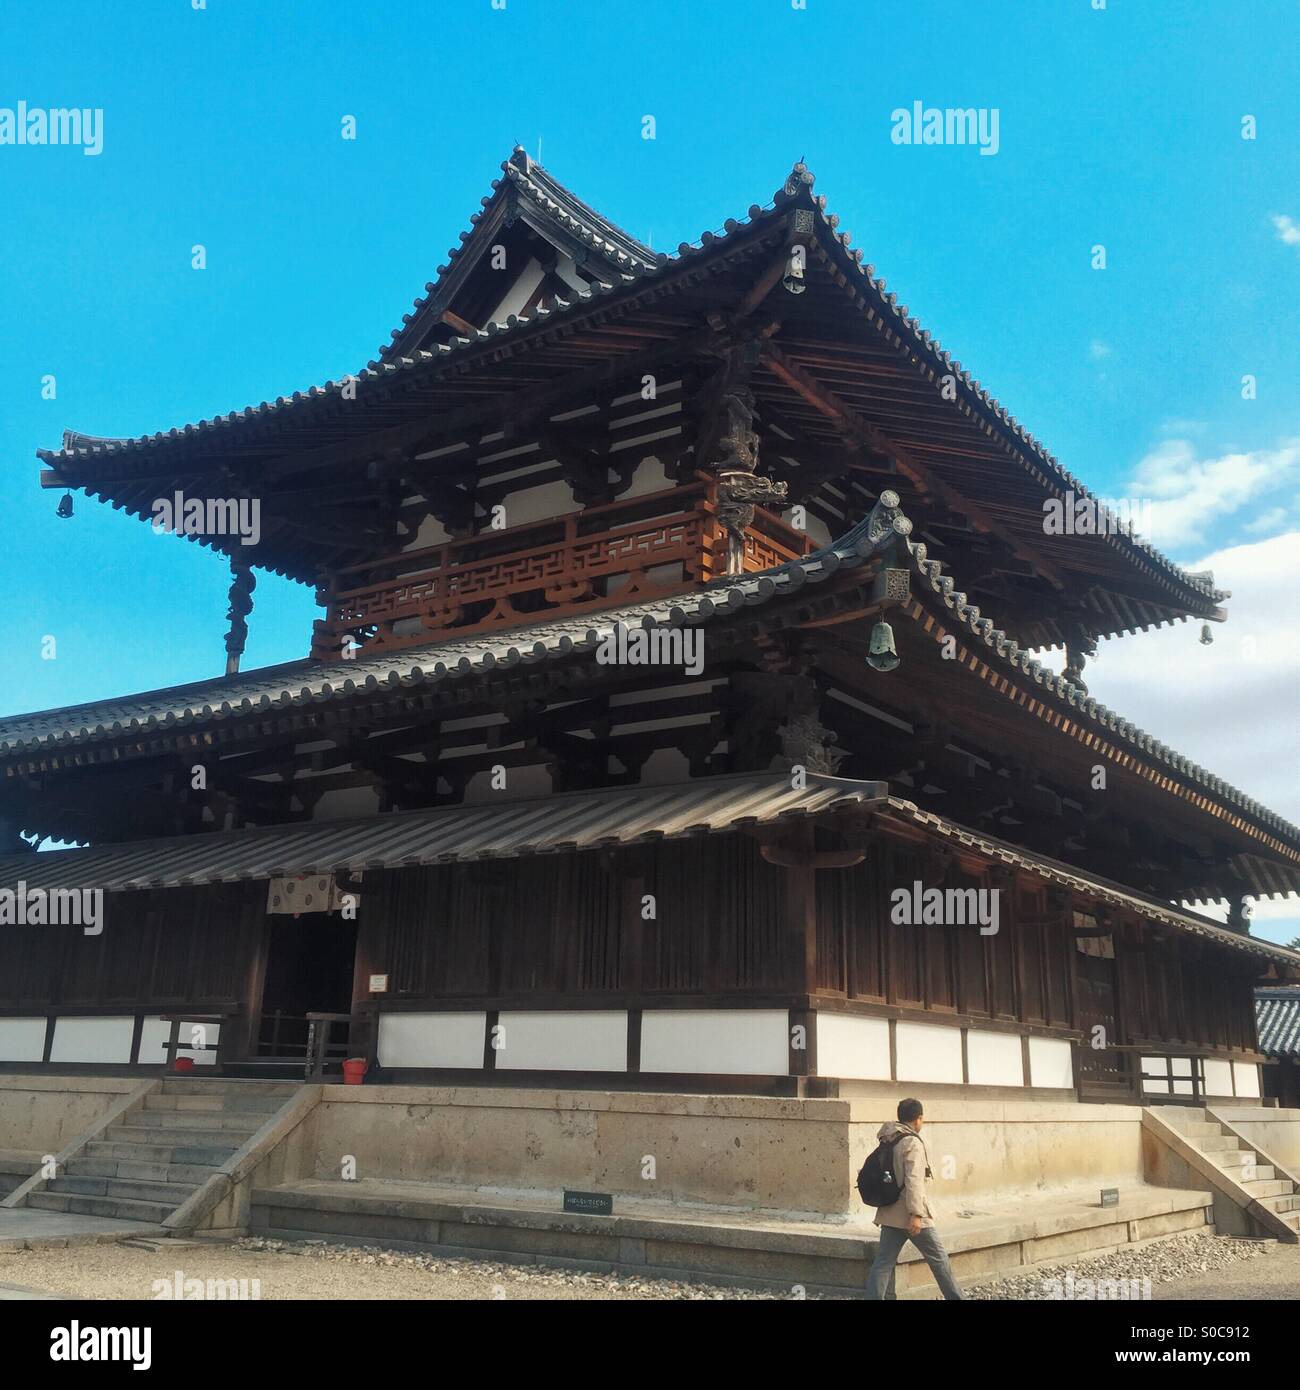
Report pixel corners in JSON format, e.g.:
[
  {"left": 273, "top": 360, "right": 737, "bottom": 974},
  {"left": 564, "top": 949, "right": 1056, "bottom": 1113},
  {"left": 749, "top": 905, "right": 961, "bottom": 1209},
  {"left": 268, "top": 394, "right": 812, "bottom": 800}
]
[
  {"left": 359, "top": 835, "right": 788, "bottom": 1002},
  {"left": 814, "top": 849, "right": 1255, "bottom": 1052},
  {"left": 0, "top": 882, "right": 260, "bottom": 1009},
  {"left": 1118, "top": 925, "right": 1257, "bottom": 1053}
]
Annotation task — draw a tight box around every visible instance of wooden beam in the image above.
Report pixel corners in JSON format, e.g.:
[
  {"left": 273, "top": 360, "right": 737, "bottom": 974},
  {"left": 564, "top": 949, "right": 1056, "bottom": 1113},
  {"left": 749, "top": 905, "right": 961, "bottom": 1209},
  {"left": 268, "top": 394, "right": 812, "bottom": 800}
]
[{"left": 761, "top": 343, "right": 1066, "bottom": 590}]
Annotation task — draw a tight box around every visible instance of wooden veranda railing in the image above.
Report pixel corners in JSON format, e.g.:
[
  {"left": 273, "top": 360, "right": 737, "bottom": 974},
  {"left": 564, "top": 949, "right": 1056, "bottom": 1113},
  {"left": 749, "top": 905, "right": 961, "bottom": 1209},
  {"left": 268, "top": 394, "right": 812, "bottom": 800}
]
[
  {"left": 310, "top": 478, "right": 812, "bottom": 660},
  {"left": 251, "top": 1010, "right": 354, "bottom": 1080}
]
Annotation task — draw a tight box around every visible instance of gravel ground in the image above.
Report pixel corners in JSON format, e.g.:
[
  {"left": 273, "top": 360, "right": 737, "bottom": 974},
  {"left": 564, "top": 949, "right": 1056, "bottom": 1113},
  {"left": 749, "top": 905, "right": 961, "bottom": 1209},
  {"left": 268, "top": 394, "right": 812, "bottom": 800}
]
[
  {"left": 968, "top": 1230, "right": 1277, "bottom": 1300},
  {"left": 0, "top": 1236, "right": 824, "bottom": 1301},
  {"left": 0, "top": 1229, "right": 1290, "bottom": 1301}
]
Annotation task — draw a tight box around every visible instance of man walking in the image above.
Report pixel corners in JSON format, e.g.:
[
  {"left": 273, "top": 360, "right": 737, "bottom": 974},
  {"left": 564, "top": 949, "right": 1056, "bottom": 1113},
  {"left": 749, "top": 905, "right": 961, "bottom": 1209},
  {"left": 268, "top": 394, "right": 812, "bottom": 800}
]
[{"left": 865, "top": 1098, "right": 963, "bottom": 1300}]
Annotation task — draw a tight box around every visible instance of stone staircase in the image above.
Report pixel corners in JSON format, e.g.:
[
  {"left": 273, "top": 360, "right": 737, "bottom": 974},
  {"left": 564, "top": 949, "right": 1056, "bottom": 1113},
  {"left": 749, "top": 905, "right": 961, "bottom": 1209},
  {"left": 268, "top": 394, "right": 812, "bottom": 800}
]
[
  {"left": 20, "top": 1079, "right": 299, "bottom": 1226},
  {"left": 1156, "top": 1106, "right": 1300, "bottom": 1240}
]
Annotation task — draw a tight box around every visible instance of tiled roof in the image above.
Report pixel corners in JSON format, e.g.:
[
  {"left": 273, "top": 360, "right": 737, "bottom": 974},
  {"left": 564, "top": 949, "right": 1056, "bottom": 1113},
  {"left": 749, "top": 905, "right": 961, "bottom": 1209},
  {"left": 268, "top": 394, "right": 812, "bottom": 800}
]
[
  {"left": 36, "top": 154, "right": 1224, "bottom": 616},
  {"left": 379, "top": 146, "right": 656, "bottom": 362},
  {"left": 0, "top": 492, "right": 1295, "bottom": 858},
  {"left": 1255, "top": 988, "right": 1300, "bottom": 1058},
  {"left": 0, "top": 773, "right": 883, "bottom": 891},
  {"left": 2, "top": 770, "right": 1294, "bottom": 971},
  {"left": 883, "top": 799, "right": 1300, "bottom": 969}
]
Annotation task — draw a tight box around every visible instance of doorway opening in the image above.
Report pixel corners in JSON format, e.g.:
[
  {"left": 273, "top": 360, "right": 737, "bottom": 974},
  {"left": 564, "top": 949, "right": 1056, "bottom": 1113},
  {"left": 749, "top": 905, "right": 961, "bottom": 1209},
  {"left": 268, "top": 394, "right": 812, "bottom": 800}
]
[{"left": 254, "top": 913, "right": 358, "bottom": 1068}]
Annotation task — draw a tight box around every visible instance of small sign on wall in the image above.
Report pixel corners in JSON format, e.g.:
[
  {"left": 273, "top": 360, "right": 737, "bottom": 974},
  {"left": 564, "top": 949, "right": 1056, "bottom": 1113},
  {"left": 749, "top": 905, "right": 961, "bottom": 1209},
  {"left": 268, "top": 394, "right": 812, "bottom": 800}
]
[
  {"left": 1100, "top": 1188, "right": 1119, "bottom": 1208},
  {"left": 369, "top": 975, "right": 389, "bottom": 994},
  {"left": 563, "top": 1190, "right": 613, "bottom": 1216}
]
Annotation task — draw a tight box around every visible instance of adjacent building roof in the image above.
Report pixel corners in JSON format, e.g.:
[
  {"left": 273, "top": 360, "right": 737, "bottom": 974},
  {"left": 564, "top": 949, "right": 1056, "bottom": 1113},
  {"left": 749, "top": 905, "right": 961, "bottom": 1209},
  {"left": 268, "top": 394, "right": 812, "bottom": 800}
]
[
  {"left": 1255, "top": 988, "right": 1300, "bottom": 1059},
  {"left": 3, "top": 770, "right": 1296, "bottom": 971}
]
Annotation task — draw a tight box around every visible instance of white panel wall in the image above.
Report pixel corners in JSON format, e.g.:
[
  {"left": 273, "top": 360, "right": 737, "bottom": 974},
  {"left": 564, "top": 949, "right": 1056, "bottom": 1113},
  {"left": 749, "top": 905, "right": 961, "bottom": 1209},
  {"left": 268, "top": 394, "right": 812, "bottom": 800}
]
[
  {"left": 0, "top": 1017, "right": 46, "bottom": 1062},
  {"left": 1204, "top": 1059, "right": 1234, "bottom": 1097},
  {"left": 137, "top": 1016, "right": 219, "bottom": 1067},
  {"left": 50, "top": 1016, "right": 134, "bottom": 1064},
  {"left": 1232, "top": 1061, "right": 1261, "bottom": 1099},
  {"left": 894, "top": 1021, "right": 963, "bottom": 1084},
  {"left": 816, "top": 1014, "right": 891, "bottom": 1080},
  {"left": 1028, "top": 1036, "right": 1075, "bottom": 1090},
  {"left": 640, "top": 1009, "right": 788, "bottom": 1075},
  {"left": 966, "top": 1029, "right": 1024, "bottom": 1087},
  {"left": 496, "top": 1011, "right": 627, "bottom": 1072},
  {"left": 378, "top": 1012, "right": 487, "bottom": 1070}
]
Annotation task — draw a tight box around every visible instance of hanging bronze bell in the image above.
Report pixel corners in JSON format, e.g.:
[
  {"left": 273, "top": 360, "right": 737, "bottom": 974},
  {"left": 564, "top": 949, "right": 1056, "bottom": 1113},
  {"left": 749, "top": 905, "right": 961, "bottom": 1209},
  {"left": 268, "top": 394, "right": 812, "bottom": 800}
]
[
  {"left": 783, "top": 246, "right": 807, "bottom": 295},
  {"left": 56, "top": 492, "right": 74, "bottom": 519},
  {"left": 1199, "top": 624, "right": 1213, "bottom": 646},
  {"left": 866, "top": 619, "right": 900, "bottom": 672}
]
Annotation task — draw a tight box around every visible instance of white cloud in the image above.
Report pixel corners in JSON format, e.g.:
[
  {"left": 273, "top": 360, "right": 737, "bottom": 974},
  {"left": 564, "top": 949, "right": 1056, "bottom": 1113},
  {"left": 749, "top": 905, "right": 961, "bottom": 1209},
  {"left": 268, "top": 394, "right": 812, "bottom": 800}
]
[
  {"left": 1272, "top": 213, "right": 1300, "bottom": 251},
  {"left": 1069, "top": 531, "right": 1300, "bottom": 935},
  {"left": 1088, "top": 339, "right": 1111, "bottom": 361},
  {"left": 1081, "top": 529, "right": 1300, "bottom": 822},
  {"left": 1126, "top": 437, "right": 1300, "bottom": 550}
]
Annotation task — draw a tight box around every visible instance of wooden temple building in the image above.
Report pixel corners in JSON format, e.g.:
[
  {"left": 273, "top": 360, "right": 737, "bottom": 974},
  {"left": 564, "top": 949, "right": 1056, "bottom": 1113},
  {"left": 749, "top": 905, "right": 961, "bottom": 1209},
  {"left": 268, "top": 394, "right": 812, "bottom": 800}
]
[{"left": 4, "top": 149, "right": 1299, "bottom": 1104}]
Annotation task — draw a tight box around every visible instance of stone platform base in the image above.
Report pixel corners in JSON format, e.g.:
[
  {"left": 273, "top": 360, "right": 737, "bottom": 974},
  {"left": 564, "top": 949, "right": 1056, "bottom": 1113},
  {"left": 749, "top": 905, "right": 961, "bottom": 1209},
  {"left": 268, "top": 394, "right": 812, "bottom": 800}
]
[{"left": 250, "top": 1177, "right": 1212, "bottom": 1297}]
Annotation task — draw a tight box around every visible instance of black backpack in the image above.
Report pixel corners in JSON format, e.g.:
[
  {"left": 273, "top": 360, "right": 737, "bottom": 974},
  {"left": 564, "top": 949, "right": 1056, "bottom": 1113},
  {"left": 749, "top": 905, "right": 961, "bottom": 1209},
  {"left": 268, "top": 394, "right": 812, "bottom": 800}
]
[{"left": 856, "top": 1132, "right": 912, "bottom": 1206}]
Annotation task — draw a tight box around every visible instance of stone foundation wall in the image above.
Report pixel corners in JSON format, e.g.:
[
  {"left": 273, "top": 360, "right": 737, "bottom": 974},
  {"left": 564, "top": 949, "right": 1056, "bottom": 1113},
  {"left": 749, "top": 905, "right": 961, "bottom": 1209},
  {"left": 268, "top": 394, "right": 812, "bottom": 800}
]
[{"left": 302, "top": 1084, "right": 1146, "bottom": 1218}]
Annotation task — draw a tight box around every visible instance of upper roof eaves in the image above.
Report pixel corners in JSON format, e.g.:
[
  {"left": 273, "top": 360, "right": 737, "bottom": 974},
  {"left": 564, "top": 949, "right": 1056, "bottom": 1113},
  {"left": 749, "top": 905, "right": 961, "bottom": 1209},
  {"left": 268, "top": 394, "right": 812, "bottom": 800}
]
[{"left": 38, "top": 156, "right": 1222, "bottom": 611}]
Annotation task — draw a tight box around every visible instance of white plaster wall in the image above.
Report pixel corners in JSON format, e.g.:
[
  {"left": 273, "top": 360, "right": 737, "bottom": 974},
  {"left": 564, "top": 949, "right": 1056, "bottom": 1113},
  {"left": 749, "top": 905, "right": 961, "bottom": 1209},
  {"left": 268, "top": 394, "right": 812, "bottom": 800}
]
[
  {"left": 309, "top": 786, "right": 383, "bottom": 823},
  {"left": 1232, "top": 1061, "right": 1261, "bottom": 1098},
  {"left": 496, "top": 479, "right": 575, "bottom": 528},
  {"left": 621, "top": 454, "right": 672, "bottom": 499},
  {"left": 487, "top": 257, "right": 545, "bottom": 325},
  {"left": 967, "top": 1029, "right": 1024, "bottom": 1087},
  {"left": 137, "top": 1017, "right": 219, "bottom": 1067},
  {"left": 781, "top": 507, "right": 831, "bottom": 548},
  {"left": 401, "top": 510, "right": 452, "bottom": 553},
  {"left": 1028, "top": 1036, "right": 1074, "bottom": 1090},
  {"left": 636, "top": 748, "right": 692, "bottom": 786},
  {"left": 815, "top": 1014, "right": 890, "bottom": 1080},
  {"left": 461, "top": 764, "right": 552, "bottom": 805},
  {"left": 1204, "top": 1059, "right": 1234, "bottom": 1097},
  {"left": 496, "top": 1011, "right": 627, "bottom": 1072},
  {"left": 378, "top": 1013, "right": 487, "bottom": 1070},
  {"left": 49, "top": 1016, "right": 134, "bottom": 1064},
  {"left": 895, "top": 1021, "right": 964, "bottom": 1084},
  {"left": 0, "top": 1017, "right": 46, "bottom": 1063},
  {"left": 640, "top": 1009, "right": 788, "bottom": 1076}
]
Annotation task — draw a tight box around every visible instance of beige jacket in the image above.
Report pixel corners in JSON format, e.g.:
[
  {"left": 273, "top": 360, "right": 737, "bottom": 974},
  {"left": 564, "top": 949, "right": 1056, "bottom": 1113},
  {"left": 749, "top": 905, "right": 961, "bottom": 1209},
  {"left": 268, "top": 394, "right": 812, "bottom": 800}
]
[{"left": 873, "top": 1121, "right": 935, "bottom": 1230}]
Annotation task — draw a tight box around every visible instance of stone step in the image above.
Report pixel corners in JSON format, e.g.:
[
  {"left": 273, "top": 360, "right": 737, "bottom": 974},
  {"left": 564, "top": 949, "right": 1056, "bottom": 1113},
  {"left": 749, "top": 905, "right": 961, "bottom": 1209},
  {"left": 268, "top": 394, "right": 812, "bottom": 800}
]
[
  {"left": 117, "top": 1109, "right": 271, "bottom": 1132},
  {"left": 1257, "top": 1191, "right": 1300, "bottom": 1214},
  {"left": 25, "top": 1190, "right": 172, "bottom": 1224},
  {"left": 143, "top": 1092, "right": 287, "bottom": 1115},
  {"left": 106, "top": 1122, "right": 260, "bottom": 1147},
  {"left": 84, "top": 1139, "right": 239, "bottom": 1167},
  {"left": 1212, "top": 1150, "right": 1256, "bottom": 1168},
  {"left": 1197, "top": 1135, "right": 1240, "bottom": 1152},
  {"left": 1158, "top": 1107, "right": 1207, "bottom": 1126},
  {"left": 1215, "top": 1156, "right": 1273, "bottom": 1181},
  {"left": 1242, "top": 1178, "right": 1292, "bottom": 1198},
  {"left": 160, "top": 1078, "right": 300, "bottom": 1098},
  {"left": 45, "top": 1174, "right": 197, "bottom": 1205},
  {"left": 65, "top": 1155, "right": 226, "bottom": 1185}
]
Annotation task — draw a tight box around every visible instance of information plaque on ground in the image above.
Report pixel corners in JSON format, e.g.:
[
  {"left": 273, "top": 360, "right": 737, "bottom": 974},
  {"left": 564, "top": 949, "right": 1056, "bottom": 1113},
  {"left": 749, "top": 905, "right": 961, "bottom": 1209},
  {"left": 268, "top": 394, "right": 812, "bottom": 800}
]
[{"left": 563, "top": 1190, "right": 614, "bottom": 1216}]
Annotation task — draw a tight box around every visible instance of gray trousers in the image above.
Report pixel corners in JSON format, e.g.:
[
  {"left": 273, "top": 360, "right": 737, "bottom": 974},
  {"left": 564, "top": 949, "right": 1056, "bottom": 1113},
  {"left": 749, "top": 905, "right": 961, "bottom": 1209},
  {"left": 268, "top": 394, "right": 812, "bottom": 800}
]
[{"left": 866, "top": 1224, "right": 964, "bottom": 1301}]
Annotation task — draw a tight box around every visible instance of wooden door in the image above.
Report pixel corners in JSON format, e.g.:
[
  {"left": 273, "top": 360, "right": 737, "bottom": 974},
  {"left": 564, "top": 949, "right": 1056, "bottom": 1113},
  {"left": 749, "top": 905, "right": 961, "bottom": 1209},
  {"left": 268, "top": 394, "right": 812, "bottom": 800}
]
[{"left": 1074, "top": 941, "right": 1133, "bottom": 1102}]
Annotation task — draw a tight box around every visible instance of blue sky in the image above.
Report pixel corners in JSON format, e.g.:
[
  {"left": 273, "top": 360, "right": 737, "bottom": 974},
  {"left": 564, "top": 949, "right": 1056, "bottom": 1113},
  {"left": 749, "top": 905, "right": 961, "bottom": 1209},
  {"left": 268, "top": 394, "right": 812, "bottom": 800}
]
[{"left": 1, "top": 2, "right": 1297, "bottom": 936}]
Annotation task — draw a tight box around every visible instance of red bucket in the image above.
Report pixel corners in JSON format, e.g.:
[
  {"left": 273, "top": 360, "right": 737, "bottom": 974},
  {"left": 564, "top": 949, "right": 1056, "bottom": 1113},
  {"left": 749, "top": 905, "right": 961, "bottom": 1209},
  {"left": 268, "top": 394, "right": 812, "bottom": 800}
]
[
  {"left": 173, "top": 1057, "right": 195, "bottom": 1073},
  {"left": 342, "top": 1058, "right": 369, "bottom": 1086}
]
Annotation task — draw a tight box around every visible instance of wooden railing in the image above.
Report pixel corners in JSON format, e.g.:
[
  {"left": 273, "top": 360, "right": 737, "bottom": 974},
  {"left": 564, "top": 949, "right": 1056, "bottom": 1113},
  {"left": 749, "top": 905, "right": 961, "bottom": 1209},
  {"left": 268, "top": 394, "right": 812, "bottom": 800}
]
[
  {"left": 311, "top": 478, "right": 813, "bottom": 660},
  {"left": 252, "top": 1010, "right": 354, "bottom": 1080},
  {"left": 160, "top": 1010, "right": 236, "bottom": 1074}
]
